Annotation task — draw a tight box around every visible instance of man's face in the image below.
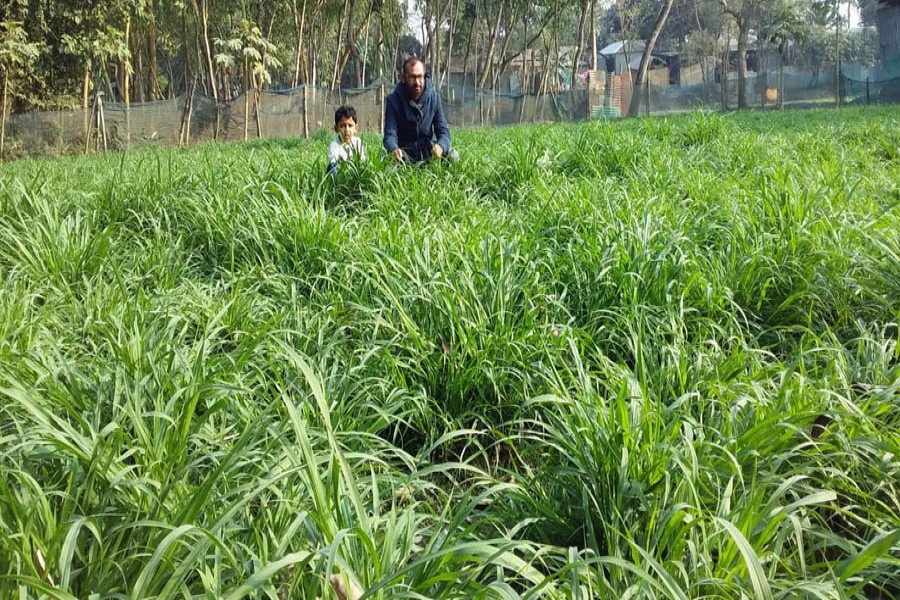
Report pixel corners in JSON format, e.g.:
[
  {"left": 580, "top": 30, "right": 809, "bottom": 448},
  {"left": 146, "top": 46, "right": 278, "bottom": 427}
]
[{"left": 403, "top": 61, "right": 425, "bottom": 101}]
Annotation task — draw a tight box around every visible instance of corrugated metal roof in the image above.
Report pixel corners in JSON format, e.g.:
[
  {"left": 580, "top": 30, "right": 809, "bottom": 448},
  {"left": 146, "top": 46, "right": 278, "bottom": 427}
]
[{"left": 599, "top": 41, "right": 646, "bottom": 56}]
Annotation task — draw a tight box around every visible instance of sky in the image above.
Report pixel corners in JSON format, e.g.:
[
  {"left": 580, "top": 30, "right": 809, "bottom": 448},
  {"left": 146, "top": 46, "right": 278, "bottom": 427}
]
[
  {"left": 407, "top": 0, "right": 425, "bottom": 43},
  {"left": 848, "top": 4, "right": 862, "bottom": 28}
]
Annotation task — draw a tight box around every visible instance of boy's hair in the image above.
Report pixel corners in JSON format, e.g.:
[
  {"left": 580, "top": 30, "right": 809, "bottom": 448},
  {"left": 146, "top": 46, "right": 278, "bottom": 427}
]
[{"left": 334, "top": 105, "right": 358, "bottom": 125}]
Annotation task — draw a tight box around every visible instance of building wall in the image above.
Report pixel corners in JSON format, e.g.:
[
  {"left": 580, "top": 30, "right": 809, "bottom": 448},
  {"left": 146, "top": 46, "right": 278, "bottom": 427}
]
[{"left": 878, "top": 4, "right": 900, "bottom": 61}]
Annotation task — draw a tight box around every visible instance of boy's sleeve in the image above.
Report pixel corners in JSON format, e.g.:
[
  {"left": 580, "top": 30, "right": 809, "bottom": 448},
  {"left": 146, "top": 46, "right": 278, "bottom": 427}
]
[
  {"left": 433, "top": 94, "right": 451, "bottom": 153},
  {"left": 383, "top": 98, "right": 399, "bottom": 153},
  {"left": 358, "top": 139, "right": 367, "bottom": 161},
  {"left": 327, "top": 139, "right": 341, "bottom": 163}
]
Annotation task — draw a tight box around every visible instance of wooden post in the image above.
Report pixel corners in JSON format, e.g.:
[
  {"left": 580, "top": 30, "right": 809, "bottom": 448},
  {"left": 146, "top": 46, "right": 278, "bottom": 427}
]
[
  {"left": 0, "top": 73, "right": 8, "bottom": 163},
  {"left": 379, "top": 81, "right": 385, "bottom": 135},
  {"left": 180, "top": 78, "right": 197, "bottom": 146},
  {"left": 85, "top": 94, "right": 96, "bottom": 154},
  {"left": 645, "top": 76, "right": 650, "bottom": 116},
  {"left": 185, "top": 85, "right": 194, "bottom": 145},
  {"left": 302, "top": 85, "right": 309, "bottom": 139},
  {"left": 98, "top": 94, "right": 108, "bottom": 152},
  {"left": 82, "top": 69, "right": 91, "bottom": 150}
]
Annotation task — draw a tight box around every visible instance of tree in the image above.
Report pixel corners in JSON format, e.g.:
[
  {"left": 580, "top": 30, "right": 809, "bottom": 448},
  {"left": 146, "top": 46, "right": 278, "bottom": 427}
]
[
  {"left": 187, "top": 0, "right": 218, "bottom": 100},
  {"left": 0, "top": 20, "right": 39, "bottom": 161},
  {"left": 843, "top": 25, "right": 878, "bottom": 66},
  {"left": 718, "top": 0, "right": 760, "bottom": 108},
  {"left": 215, "top": 19, "right": 281, "bottom": 140},
  {"left": 759, "top": 0, "right": 800, "bottom": 107},
  {"left": 627, "top": 0, "right": 676, "bottom": 116}
]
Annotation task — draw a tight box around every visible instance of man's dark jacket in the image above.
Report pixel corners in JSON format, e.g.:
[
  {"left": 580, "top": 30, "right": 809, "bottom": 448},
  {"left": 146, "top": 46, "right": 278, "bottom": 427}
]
[{"left": 383, "top": 76, "right": 451, "bottom": 161}]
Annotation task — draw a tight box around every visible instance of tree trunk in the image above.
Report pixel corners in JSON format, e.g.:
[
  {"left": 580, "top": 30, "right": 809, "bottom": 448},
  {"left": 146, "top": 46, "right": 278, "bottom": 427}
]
[
  {"left": 0, "top": 73, "right": 8, "bottom": 163},
  {"left": 103, "top": 62, "right": 115, "bottom": 100},
  {"left": 628, "top": 0, "right": 675, "bottom": 117},
  {"left": 571, "top": 0, "right": 589, "bottom": 89},
  {"left": 391, "top": 24, "right": 402, "bottom": 81},
  {"left": 693, "top": 0, "right": 709, "bottom": 103},
  {"left": 519, "top": 3, "right": 530, "bottom": 122},
  {"left": 422, "top": 0, "right": 435, "bottom": 72},
  {"left": 432, "top": 0, "right": 441, "bottom": 85},
  {"left": 736, "top": 20, "right": 748, "bottom": 108},
  {"left": 441, "top": 0, "right": 460, "bottom": 91},
  {"left": 331, "top": 0, "right": 351, "bottom": 90},
  {"left": 359, "top": 18, "right": 370, "bottom": 86},
  {"left": 165, "top": 52, "right": 176, "bottom": 98},
  {"left": 180, "top": 77, "right": 196, "bottom": 145},
  {"left": 124, "top": 14, "right": 132, "bottom": 148},
  {"left": 310, "top": 38, "right": 317, "bottom": 86},
  {"left": 535, "top": 39, "right": 550, "bottom": 120},
  {"left": 461, "top": 5, "right": 475, "bottom": 89},
  {"left": 336, "top": 0, "right": 375, "bottom": 90},
  {"left": 133, "top": 24, "right": 145, "bottom": 103},
  {"left": 190, "top": 0, "right": 218, "bottom": 101},
  {"left": 834, "top": 0, "right": 840, "bottom": 107},
  {"left": 477, "top": 0, "right": 505, "bottom": 88},
  {"left": 721, "top": 27, "right": 729, "bottom": 110},
  {"left": 590, "top": 0, "right": 597, "bottom": 71},
  {"left": 492, "top": 3, "right": 521, "bottom": 89},
  {"left": 391, "top": 19, "right": 403, "bottom": 82},
  {"left": 378, "top": 8, "right": 385, "bottom": 132},
  {"left": 180, "top": 7, "right": 192, "bottom": 100},
  {"left": 493, "top": 5, "right": 553, "bottom": 90},
  {"left": 148, "top": 0, "right": 158, "bottom": 100},
  {"left": 291, "top": 0, "right": 304, "bottom": 87},
  {"left": 546, "top": 0, "right": 561, "bottom": 119},
  {"left": 552, "top": 0, "right": 561, "bottom": 94}
]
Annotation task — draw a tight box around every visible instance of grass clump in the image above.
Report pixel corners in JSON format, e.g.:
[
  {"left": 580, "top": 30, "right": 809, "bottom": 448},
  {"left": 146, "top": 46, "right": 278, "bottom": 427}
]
[{"left": 0, "top": 106, "right": 898, "bottom": 598}]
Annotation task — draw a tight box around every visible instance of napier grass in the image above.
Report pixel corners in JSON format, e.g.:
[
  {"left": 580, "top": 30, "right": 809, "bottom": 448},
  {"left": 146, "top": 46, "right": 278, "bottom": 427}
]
[{"left": 0, "top": 107, "right": 898, "bottom": 598}]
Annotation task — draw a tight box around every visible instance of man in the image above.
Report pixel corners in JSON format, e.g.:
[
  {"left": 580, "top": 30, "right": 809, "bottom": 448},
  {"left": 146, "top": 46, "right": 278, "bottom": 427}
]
[{"left": 383, "top": 57, "right": 458, "bottom": 163}]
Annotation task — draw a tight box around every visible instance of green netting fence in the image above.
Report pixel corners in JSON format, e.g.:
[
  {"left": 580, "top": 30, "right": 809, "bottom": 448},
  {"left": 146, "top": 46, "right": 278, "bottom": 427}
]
[{"left": 2, "top": 59, "right": 896, "bottom": 160}]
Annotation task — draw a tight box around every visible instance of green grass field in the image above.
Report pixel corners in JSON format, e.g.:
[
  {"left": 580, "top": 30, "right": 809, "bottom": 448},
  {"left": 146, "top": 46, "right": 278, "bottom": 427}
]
[{"left": 1, "top": 107, "right": 898, "bottom": 599}]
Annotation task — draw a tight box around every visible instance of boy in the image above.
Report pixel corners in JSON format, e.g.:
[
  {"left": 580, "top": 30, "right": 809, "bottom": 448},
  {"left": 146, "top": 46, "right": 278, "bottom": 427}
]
[{"left": 327, "top": 105, "right": 366, "bottom": 175}]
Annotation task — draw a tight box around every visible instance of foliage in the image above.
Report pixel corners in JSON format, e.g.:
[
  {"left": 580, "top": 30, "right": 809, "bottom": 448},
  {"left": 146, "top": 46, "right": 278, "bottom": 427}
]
[
  {"left": 215, "top": 19, "right": 282, "bottom": 89},
  {"left": 0, "top": 107, "right": 898, "bottom": 597},
  {"left": 0, "top": 20, "right": 40, "bottom": 161},
  {"left": 843, "top": 26, "right": 879, "bottom": 66},
  {"left": 0, "top": 20, "right": 40, "bottom": 100},
  {"left": 2, "top": 0, "right": 894, "bottom": 112}
]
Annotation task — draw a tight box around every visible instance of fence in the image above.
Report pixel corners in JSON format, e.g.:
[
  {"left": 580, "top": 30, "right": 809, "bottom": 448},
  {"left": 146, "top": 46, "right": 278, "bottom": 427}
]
[
  {"left": 2, "top": 59, "right": 897, "bottom": 160},
  {"left": 1, "top": 82, "right": 589, "bottom": 160}
]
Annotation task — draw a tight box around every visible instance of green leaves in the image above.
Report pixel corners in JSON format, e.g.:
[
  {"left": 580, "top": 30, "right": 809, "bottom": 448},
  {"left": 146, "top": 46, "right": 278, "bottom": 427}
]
[
  {"left": 0, "top": 21, "right": 40, "bottom": 72},
  {"left": 838, "top": 529, "right": 900, "bottom": 586},
  {"left": 0, "top": 109, "right": 898, "bottom": 598}
]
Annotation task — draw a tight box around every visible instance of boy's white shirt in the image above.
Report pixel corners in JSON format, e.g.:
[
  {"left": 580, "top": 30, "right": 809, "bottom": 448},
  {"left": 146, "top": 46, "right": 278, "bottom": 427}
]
[{"left": 328, "top": 135, "right": 366, "bottom": 163}]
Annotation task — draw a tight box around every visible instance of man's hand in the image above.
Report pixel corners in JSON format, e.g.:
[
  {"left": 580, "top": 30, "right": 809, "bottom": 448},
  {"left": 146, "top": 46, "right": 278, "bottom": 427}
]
[
  {"left": 432, "top": 144, "right": 444, "bottom": 159},
  {"left": 392, "top": 148, "right": 404, "bottom": 162}
]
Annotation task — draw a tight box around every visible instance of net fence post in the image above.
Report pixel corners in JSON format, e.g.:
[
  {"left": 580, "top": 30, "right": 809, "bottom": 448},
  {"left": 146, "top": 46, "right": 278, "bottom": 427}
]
[
  {"left": 85, "top": 95, "right": 97, "bottom": 154},
  {"left": 379, "top": 81, "right": 385, "bottom": 135},
  {"left": 97, "top": 93, "right": 108, "bottom": 152},
  {"left": 645, "top": 77, "right": 650, "bottom": 117},
  {"left": 125, "top": 100, "right": 131, "bottom": 150},
  {"left": 303, "top": 85, "right": 309, "bottom": 139}
]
